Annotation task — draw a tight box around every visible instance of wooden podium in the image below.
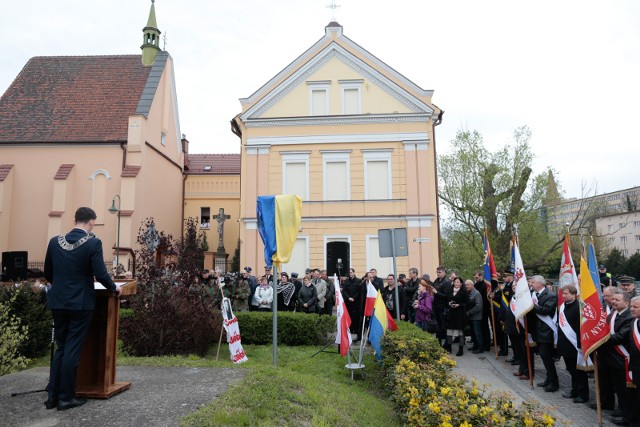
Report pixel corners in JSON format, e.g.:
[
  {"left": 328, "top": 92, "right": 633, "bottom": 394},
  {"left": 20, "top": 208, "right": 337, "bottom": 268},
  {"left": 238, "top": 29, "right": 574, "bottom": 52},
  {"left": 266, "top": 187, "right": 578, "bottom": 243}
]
[{"left": 76, "top": 280, "right": 137, "bottom": 399}]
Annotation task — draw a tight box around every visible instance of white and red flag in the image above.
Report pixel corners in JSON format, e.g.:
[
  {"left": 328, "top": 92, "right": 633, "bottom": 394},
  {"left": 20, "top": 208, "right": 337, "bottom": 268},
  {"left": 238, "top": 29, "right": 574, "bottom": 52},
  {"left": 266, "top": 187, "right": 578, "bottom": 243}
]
[
  {"left": 364, "top": 280, "right": 377, "bottom": 317},
  {"left": 559, "top": 233, "right": 580, "bottom": 293},
  {"left": 333, "top": 274, "right": 352, "bottom": 356},
  {"left": 510, "top": 239, "right": 534, "bottom": 322}
]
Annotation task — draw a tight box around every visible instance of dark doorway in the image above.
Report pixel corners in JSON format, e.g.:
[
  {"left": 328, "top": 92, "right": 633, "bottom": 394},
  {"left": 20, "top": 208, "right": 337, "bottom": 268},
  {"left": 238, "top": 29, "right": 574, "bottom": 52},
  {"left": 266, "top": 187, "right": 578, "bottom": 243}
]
[{"left": 326, "top": 241, "right": 350, "bottom": 277}]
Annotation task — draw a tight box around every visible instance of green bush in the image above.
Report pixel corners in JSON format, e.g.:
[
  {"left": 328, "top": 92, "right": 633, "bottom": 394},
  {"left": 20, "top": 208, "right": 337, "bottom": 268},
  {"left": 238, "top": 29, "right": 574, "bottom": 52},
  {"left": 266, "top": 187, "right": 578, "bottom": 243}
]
[
  {"left": 380, "top": 322, "right": 556, "bottom": 426},
  {"left": 0, "top": 283, "right": 52, "bottom": 358},
  {"left": 120, "top": 308, "right": 134, "bottom": 319},
  {"left": 0, "top": 294, "right": 30, "bottom": 375},
  {"left": 234, "top": 312, "right": 335, "bottom": 345}
]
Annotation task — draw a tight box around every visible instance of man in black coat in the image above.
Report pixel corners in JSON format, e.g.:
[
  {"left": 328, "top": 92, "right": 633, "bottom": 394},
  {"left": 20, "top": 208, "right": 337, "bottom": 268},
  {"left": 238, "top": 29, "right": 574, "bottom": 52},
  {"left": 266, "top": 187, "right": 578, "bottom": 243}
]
[
  {"left": 404, "top": 268, "right": 420, "bottom": 323},
  {"left": 473, "top": 270, "right": 491, "bottom": 352},
  {"left": 342, "top": 268, "right": 363, "bottom": 341},
  {"left": 382, "top": 274, "right": 406, "bottom": 321},
  {"left": 627, "top": 296, "right": 640, "bottom": 427},
  {"left": 44, "top": 207, "right": 120, "bottom": 411},
  {"left": 432, "top": 266, "right": 453, "bottom": 347},
  {"left": 557, "top": 284, "right": 589, "bottom": 403},
  {"left": 530, "top": 275, "right": 559, "bottom": 392},
  {"left": 599, "top": 290, "right": 633, "bottom": 425}
]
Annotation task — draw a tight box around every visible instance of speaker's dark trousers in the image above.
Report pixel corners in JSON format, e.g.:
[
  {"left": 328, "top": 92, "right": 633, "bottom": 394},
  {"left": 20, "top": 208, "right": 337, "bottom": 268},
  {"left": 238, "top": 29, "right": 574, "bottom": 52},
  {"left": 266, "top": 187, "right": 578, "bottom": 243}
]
[
  {"left": 538, "top": 342, "right": 558, "bottom": 386},
  {"left": 48, "top": 309, "right": 93, "bottom": 402}
]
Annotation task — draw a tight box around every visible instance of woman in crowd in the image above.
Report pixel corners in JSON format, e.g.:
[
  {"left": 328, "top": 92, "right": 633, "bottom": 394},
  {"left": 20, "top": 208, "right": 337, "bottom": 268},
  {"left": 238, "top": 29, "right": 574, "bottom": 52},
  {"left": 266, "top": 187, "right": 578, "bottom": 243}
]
[
  {"left": 446, "top": 276, "right": 468, "bottom": 356},
  {"left": 252, "top": 275, "right": 273, "bottom": 312},
  {"left": 414, "top": 276, "right": 434, "bottom": 332},
  {"left": 297, "top": 276, "right": 319, "bottom": 313},
  {"left": 276, "top": 272, "right": 297, "bottom": 311}
]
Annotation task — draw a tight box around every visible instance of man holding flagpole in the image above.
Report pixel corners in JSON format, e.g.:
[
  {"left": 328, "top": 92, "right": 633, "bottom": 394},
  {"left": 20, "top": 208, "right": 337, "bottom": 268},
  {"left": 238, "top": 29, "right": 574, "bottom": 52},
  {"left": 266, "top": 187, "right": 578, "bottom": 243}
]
[{"left": 530, "top": 275, "right": 559, "bottom": 392}]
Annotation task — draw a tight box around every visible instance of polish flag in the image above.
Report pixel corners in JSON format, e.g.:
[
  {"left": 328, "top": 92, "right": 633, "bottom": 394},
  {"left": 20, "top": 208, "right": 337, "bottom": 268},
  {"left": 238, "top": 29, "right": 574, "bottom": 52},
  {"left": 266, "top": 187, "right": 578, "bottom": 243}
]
[
  {"left": 333, "top": 274, "right": 352, "bottom": 356},
  {"left": 364, "top": 280, "right": 377, "bottom": 317}
]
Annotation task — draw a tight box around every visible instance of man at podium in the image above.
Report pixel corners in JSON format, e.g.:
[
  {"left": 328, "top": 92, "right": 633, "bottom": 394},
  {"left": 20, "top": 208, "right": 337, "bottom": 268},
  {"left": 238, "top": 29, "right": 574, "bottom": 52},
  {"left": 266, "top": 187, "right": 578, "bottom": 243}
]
[{"left": 44, "top": 207, "right": 121, "bottom": 411}]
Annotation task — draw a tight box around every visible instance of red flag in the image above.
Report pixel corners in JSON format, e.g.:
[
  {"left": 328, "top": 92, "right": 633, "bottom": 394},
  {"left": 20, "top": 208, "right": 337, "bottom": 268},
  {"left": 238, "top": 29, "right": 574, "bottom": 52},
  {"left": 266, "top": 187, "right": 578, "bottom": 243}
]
[
  {"left": 333, "top": 274, "right": 352, "bottom": 356},
  {"left": 578, "top": 257, "right": 610, "bottom": 359},
  {"left": 364, "top": 281, "right": 377, "bottom": 317},
  {"left": 559, "top": 233, "right": 579, "bottom": 292}
]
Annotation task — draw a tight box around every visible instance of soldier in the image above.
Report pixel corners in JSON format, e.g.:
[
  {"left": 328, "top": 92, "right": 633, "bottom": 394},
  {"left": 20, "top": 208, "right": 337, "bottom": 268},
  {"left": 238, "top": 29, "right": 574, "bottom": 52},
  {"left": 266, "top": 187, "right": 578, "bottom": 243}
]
[{"left": 619, "top": 275, "right": 638, "bottom": 299}]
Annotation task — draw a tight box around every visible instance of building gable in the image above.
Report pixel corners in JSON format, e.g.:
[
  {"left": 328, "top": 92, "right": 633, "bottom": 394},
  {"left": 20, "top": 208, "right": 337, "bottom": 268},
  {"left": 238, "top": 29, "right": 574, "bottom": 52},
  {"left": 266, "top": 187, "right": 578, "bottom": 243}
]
[{"left": 241, "top": 42, "right": 433, "bottom": 123}]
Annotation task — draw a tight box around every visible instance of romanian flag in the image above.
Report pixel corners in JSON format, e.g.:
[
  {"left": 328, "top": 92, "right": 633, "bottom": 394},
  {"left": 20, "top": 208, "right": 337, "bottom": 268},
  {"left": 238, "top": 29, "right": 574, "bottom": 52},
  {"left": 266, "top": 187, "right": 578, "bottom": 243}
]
[
  {"left": 483, "top": 229, "right": 497, "bottom": 294},
  {"left": 363, "top": 280, "right": 377, "bottom": 317},
  {"left": 558, "top": 233, "right": 579, "bottom": 292},
  {"left": 256, "top": 195, "right": 302, "bottom": 268},
  {"left": 368, "top": 291, "right": 398, "bottom": 360},
  {"left": 578, "top": 256, "right": 610, "bottom": 359},
  {"left": 334, "top": 274, "right": 352, "bottom": 356}
]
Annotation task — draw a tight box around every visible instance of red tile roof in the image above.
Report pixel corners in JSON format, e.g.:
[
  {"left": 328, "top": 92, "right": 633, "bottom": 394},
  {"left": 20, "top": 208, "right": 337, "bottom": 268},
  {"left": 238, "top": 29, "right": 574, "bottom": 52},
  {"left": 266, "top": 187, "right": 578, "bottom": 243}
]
[
  {"left": 0, "top": 55, "right": 151, "bottom": 143},
  {"left": 186, "top": 154, "right": 240, "bottom": 175},
  {"left": 0, "top": 164, "right": 13, "bottom": 181},
  {"left": 121, "top": 165, "right": 141, "bottom": 177},
  {"left": 48, "top": 211, "right": 64, "bottom": 217},
  {"left": 54, "top": 164, "right": 74, "bottom": 180}
]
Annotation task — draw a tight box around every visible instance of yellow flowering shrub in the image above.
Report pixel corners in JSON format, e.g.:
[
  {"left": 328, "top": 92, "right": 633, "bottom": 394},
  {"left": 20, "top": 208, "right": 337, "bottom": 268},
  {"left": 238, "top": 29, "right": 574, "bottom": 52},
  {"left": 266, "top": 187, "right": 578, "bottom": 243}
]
[{"left": 381, "top": 323, "right": 555, "bottom": 426}]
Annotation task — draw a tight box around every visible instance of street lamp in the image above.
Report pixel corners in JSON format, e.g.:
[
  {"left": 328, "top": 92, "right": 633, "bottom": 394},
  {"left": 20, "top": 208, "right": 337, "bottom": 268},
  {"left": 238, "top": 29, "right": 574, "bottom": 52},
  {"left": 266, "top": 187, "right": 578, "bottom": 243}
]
[{"left": 108, "top": 195, "right": 121, "bottom": 275}]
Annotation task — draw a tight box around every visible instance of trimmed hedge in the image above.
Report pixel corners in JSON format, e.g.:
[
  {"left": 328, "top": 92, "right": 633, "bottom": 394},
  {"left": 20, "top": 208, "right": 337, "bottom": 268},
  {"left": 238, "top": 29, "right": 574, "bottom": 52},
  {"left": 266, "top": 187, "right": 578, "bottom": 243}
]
[
  {"left": 381, "top": 322, "right": 555, "bottom": 426},
  {"left": 234, "top": 311, "right": 335, "bottom": 346}
]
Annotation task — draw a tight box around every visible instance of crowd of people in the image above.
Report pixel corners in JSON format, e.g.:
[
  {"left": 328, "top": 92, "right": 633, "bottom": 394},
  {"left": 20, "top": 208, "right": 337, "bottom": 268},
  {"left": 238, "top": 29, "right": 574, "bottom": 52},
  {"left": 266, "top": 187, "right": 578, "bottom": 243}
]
[{"left": 205, "top": 261, "right": 639, "bottom": 426}]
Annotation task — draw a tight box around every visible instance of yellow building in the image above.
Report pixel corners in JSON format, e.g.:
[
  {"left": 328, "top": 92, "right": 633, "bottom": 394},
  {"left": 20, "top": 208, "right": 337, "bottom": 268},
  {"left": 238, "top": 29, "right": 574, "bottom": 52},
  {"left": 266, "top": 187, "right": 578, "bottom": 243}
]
[
  {"left": 184, "top": 154, "right": 241, "bottom": 271},
  {"left": 232, "top": 22, "right": 443, "bottom": 277},
  {"left": 0, "top": 2, "right": 184, "bottom": 272}
]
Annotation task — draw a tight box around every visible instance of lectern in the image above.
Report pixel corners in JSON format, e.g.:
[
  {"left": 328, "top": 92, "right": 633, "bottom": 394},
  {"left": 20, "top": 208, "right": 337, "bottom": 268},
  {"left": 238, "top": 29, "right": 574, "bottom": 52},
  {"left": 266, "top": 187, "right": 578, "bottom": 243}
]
[{"left": 76, "top": 280, "right": 137, "bottom": 398}]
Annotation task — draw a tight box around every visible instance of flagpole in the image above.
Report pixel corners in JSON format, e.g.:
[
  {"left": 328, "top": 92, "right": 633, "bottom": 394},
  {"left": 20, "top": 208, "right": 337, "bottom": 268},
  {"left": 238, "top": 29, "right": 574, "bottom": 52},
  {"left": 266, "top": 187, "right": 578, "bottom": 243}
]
[
  {"left": 490, "top": 292, "right": 499, "bottom": 359},
  {"left": 524, "top": 317, "right": 534, "bottom": 389},
  {"left": 272, "top": 264, "right": 278, "bottom": 367},
  {"left": 216, "top": 280, "right": 226, "bottom": 361},
  {"left": 593, "top": 352, "right": 603, "bottom": 427}
]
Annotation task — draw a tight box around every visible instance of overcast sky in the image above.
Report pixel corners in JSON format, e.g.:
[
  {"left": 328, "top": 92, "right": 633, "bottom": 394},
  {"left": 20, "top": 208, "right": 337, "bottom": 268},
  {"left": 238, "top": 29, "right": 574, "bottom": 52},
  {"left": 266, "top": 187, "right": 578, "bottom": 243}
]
[{"left": 1, "top": 0, "right": 638, "bottom": 198}]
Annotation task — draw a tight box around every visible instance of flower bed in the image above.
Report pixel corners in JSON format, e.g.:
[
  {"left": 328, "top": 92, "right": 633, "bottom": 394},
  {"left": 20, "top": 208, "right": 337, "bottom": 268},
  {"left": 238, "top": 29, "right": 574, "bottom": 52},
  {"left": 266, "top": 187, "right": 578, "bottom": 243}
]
[{"left": 381, "top": 322, "right": 555, "bottom": 426}]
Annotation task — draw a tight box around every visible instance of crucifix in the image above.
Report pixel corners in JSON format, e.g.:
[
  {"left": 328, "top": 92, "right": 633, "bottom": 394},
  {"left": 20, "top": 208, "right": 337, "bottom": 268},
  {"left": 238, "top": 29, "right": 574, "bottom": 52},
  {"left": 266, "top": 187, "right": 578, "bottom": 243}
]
[{"left": 213, "top": 208, "right": 230, "bottom": 252}]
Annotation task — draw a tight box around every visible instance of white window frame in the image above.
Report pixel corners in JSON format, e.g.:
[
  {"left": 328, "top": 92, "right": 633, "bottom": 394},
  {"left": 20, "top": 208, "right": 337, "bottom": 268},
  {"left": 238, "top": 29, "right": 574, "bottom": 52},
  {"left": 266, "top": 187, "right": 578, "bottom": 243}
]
[
  {"left": 339, "top": 79, "right": 363, "bottom": 115},
  {"left": 322, "top": 150, "right": 351, "bottom": 201},
  {"left": 307, "top": 80, "right": 331, "bottom": 116},
  {"left": 363, "top": 149, "right": 393, "bottom": 200},
  {"left": 323, "top": 235, "right": 352, "bottom": 271},
  {"left": 281, "top": 151, "right": 310, "bottom": 201},
  {"left": 283, "top": 236, "right": 310, "bottom": 274}
]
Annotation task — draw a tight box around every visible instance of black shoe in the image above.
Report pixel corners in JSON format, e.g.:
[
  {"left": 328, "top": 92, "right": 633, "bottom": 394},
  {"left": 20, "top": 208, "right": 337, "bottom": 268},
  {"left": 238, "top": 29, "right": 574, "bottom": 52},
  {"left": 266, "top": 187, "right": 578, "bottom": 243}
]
[
  {"left": 498, "top": 351, "right": 508, "bottom": 356},
  {"left": 469, "top": 346, "right": 478, "bottom": 352},
  {"left": 44, "top": 399, "right": 58, "bottom": 410},
  {"left": 510, "top": 359, "right": 519, "bottom": 365},
  {"left": 573, "top": 397, "right": 587, "bottom": 404},
  {"left": 57, "top": 398, "right": 87, "bottom": 411},
  {"left": 612, "top": 409, "right": 624, "bottom": 418},
  {"left": 472, "top": 349, "right": 484, "bottom": 354},
  {"left": 590, "top": 403, "right": 613, "bottom": 411},
  {"left": 544, "top": 384, "right": 559, "bottom": 392},
  {"left": 536, "top": 380, "right": 550, "bottom": 387},
  {"left": 456, "top": 347, "right": 464, "bottom": 356},
  {"left": 505, "top": 357, "right": 516, "bottom": 363},
  {"left": 562, "top": 391, "right": 577, "bottom": 399}
]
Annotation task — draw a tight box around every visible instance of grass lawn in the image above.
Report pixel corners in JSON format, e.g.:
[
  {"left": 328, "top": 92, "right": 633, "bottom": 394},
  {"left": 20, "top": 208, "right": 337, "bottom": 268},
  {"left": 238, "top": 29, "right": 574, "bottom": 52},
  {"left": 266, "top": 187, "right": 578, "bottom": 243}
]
[{"left": 120, "top": 343, "right": 401, "bottom": 427}]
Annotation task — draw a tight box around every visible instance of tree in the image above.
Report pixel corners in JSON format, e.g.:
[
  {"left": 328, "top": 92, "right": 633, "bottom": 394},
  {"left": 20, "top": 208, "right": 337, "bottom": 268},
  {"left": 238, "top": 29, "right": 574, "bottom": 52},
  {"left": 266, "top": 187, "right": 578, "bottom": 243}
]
[{"left": 438, "top": 126, "right": 587, "bottom": 272}]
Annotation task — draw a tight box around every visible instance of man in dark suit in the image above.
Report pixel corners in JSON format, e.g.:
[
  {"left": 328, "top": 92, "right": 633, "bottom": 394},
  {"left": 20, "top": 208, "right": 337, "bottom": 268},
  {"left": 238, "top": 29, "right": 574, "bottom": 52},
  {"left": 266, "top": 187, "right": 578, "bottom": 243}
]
[
  {"left": 599, "top": 290, "right": 634, "bottom": 426},
  {"left": 530, "top": 275, "right": 559, "bottom": 392},
  {"left": 557, "top": 284, "right": 589, "bottom": 403},
  {"left": 432, "top": 266, "right": 453, "bottom": 348},
  {"left": 627, "top": 296, "right": 640, "bottom": 427},
  {"left": 44, "top": 207, "right": 120, "bottom": 411}
]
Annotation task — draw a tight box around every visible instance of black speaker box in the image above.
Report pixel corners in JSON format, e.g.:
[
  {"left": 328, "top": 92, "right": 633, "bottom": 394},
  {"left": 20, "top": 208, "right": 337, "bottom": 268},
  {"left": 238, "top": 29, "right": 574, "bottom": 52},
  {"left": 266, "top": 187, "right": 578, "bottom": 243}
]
[{"left": 2, "top": 251, "right": 28, "bottom": 281}]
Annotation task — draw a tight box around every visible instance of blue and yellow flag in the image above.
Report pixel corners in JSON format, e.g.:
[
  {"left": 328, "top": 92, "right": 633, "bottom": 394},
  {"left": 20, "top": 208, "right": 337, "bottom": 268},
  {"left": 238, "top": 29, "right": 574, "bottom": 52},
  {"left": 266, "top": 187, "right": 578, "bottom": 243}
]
[
  {"left": 256, "top": 195, "right": 302, "bottom": 268},
  {"left": 369, "top": 291, "right": 398, "bottom": 360},
  {"left": 587, "top": 241, "right": 603, "bottom": 300}
]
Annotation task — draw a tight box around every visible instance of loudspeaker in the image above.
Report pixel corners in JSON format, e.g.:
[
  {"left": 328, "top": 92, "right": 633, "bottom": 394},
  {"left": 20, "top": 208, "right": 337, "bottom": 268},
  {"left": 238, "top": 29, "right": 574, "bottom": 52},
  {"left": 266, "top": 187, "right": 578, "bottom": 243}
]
[
  {"left": 326, "top": 242, "right": 350, "bottom": 277},
  {"left": 2, "top": 251, "right": 28, "bottom": 281}
]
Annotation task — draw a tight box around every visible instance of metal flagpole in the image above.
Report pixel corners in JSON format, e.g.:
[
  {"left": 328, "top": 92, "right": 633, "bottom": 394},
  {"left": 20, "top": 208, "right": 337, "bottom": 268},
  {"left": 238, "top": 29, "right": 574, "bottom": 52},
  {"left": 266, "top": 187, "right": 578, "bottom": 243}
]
[
  {"left": 490, "top": 291, "right": 499, "bottom": 359},
  {"left": 524, "top": 317, "right": 534, "bottom": 390},
  {"left": 391, "top": 230, "right": 401, "bottom": 321},
  {"left": 272, "top": 264, "right": 278, "bottom": 367}
]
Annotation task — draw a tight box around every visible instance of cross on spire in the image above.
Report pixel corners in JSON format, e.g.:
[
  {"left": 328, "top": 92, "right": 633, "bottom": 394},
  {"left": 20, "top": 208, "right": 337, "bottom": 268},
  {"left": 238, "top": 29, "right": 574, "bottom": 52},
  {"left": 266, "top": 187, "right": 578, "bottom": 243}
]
[{"left": 326, "top": 0, "right": 341, "bottom": 22}]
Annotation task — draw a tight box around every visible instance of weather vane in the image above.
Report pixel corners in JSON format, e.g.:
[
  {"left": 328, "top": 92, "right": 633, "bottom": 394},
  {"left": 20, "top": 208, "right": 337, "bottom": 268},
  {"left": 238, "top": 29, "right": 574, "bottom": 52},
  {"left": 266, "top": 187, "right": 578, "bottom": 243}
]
[{"left": 326, "top": 0, "right": 341, "bottom": 22}]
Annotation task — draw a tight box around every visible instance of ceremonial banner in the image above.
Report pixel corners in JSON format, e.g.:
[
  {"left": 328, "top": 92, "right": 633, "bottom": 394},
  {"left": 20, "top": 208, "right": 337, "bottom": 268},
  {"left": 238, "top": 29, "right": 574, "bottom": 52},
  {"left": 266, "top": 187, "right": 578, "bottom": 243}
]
[
  {"left": 559, "top": 233, "right": 579, "bottom": 292},
  {"left": 483, "top": 229, "right": 497, "bottom": 293},
  {"left": 364, "top": 280, "right": 377, "bottom": 317},
  {"left": 221, "top": 298, "right": 248, "bottom": 364},
  {"left": 510, "top": 240, "right": 534, "bottom": 321},
  {"left": 334, "top": 274, "right": 352, "bottom": 356},
  {"left": 578, "top": 257, "right": 609, "bottom": 359},
  {"left": 587, "top": 241, "right": 603, "bottom": 300}
]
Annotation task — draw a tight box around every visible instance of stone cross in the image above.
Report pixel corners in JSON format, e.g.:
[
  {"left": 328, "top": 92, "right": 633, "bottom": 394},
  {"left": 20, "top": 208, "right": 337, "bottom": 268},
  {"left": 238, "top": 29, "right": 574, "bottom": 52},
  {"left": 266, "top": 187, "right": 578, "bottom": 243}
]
[{"left": 213, "top": 208, "right": 230, "bottom": 252}]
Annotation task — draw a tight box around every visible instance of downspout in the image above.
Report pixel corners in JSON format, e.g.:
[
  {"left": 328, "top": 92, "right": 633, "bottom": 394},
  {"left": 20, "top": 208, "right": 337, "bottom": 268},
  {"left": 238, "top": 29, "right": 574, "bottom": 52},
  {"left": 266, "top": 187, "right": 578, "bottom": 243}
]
[
  {"left": 432, "top": 109, "right": 444, "bottom": 265},
  {"left": 120, "top": 141, "right": 127, "bottom": 170}
]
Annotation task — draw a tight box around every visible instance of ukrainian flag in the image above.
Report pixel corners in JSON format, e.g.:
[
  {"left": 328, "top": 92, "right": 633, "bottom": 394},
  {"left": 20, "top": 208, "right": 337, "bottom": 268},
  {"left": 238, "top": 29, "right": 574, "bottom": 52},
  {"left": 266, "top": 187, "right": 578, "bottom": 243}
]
[
  {"left": 256, "top": 195, "right": 302, "bottom": 268},
  {"left": 369, "top": 291, "right": 398, "bottom": 360}
]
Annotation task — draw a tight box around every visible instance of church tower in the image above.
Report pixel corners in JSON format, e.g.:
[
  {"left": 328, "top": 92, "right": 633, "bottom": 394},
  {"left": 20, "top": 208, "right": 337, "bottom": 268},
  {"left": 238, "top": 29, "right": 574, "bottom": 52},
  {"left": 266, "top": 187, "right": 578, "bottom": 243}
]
[{"left": 141, "top": 0, "right": 161, "bottom": 66}]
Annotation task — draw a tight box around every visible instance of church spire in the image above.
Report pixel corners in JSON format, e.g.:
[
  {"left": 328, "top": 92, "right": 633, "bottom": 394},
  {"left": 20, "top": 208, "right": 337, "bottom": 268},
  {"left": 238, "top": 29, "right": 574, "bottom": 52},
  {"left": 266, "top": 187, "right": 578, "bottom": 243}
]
[{"left": 141, "top": 0, "right": 161, "bottom": 67}]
